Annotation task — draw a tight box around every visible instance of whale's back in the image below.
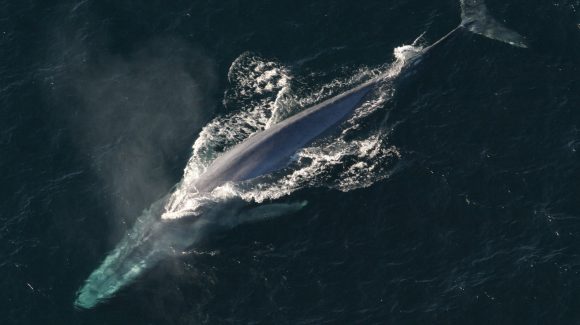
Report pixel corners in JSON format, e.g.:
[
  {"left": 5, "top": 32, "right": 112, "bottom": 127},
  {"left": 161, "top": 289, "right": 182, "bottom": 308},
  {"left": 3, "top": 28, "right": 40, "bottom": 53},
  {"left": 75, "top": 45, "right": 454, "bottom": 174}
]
[{"left": 194, "top": 80, "right": 376, "bottom": 192}]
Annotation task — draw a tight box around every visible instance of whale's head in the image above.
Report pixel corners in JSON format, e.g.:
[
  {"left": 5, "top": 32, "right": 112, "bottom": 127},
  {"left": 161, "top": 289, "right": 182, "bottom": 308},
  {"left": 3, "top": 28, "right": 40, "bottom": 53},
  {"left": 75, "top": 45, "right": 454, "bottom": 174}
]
[
  {"left": 74, "top": 192, "right": 300, "bottom": 309},
  {"left": 74, "top": 200, "right": 201, "bottom": 309}
]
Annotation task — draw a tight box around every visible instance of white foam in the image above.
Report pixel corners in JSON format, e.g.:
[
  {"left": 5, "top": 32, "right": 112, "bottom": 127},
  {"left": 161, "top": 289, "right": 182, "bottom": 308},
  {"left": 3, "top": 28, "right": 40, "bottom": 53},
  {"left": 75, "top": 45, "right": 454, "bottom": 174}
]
[{"left": 163, "top": 44, "right": 421, "bottom": 219}]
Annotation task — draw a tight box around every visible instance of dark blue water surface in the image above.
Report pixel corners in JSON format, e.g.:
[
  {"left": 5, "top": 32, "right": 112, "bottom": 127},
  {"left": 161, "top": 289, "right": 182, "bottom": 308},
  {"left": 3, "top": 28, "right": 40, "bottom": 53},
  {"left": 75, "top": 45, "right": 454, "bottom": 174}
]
[{"left": 1, "top": 0, "right": 580, "bottom": 324}]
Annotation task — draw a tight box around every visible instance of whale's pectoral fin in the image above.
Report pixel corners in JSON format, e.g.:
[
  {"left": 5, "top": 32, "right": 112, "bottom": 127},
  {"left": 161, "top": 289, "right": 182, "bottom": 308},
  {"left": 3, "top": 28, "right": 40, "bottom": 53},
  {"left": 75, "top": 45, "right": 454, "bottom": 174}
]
[
  {"left": 237, "top": 201, "right": 308, "bottom": 224},
  {"left": 460, "top": 0, "right": 528, "bottom": 48}
]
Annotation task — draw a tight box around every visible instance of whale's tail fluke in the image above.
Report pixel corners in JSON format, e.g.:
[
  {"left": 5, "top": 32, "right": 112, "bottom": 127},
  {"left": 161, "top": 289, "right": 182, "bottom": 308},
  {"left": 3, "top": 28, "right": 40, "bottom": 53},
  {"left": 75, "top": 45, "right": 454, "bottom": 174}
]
[{"left": 460, "top": 0, "right": 528, "bottom": 48}]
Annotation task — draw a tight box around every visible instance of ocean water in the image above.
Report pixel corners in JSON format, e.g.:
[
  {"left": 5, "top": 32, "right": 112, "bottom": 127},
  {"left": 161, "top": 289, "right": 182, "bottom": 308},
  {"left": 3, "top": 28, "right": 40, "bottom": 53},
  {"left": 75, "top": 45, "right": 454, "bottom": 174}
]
[{"left": 1, "top": 0, "right": 580, "bottom": 324}]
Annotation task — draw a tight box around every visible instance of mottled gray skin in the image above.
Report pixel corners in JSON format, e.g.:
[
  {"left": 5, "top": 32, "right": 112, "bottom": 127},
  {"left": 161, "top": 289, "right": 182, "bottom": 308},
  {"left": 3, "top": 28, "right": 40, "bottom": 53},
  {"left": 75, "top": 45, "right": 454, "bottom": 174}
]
[{"left": 194, "top": 80, "right": 377, "bottom": 192}]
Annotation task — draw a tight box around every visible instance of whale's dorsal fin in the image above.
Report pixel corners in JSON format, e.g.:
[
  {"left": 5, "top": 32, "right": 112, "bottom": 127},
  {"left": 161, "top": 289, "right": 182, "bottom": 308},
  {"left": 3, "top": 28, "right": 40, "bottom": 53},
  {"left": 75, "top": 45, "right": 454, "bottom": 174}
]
[{"left": 460, "top": 0, "right": 528, "bottom": 48}]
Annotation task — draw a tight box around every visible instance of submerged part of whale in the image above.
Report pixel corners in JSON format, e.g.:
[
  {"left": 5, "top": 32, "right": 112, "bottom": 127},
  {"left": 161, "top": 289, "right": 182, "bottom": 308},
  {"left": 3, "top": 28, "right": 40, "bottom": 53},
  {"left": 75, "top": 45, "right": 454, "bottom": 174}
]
[
  {"left": 74, "top": 0, "right": 528, "bottom": 309},
  {"left": 460, "top": 0, "right": 527, "bottom": 48}
]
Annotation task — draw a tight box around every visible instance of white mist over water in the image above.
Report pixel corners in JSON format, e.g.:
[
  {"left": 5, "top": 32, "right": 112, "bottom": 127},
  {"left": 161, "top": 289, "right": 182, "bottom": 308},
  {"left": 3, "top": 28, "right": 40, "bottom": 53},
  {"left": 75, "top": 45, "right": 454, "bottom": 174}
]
[{"left": 75, "top": 41, "right": 423, "bottom": 308}]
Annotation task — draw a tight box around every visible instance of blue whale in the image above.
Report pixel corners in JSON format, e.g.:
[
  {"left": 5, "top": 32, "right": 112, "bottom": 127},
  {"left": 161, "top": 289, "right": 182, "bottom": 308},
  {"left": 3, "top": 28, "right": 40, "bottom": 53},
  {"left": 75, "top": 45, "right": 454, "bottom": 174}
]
[{"left": 74, "top": 0, "right": 527, "bottom": 309}]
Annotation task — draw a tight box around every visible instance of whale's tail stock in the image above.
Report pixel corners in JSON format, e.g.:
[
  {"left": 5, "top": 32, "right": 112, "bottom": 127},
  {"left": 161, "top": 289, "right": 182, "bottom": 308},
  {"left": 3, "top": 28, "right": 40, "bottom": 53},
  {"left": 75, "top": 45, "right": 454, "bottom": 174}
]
[{"left": 460, "top": 0, "right": 528, "bottom": 48}]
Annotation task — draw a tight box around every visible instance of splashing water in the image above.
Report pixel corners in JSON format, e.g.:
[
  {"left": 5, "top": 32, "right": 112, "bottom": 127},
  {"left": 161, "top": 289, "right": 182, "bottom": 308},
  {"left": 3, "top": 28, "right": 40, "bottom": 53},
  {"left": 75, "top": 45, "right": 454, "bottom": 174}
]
[{"left": 163, "top": 43, "right": 422, "bottom": 218}]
